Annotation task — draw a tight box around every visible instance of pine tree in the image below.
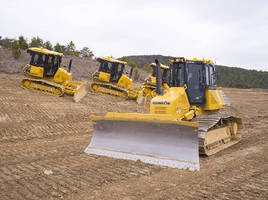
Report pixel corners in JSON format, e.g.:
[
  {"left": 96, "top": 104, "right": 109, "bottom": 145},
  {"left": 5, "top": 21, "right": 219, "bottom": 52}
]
[
  {"left": 29, "top": 36, "right": 43, "bottom": 47},
  {"left": 80, "top": 47, "right": 94, "bottom": 58},
  {"left": 133, "top": 67, "right": 140, "bottom": 80},
  {"left": 44, "top": 41, "right": 53, "bottom": 50},
  {"left": 11, "top": 40, "right": 21, "bottom": 59},
  {"left": 65, "top": 41, "right": 76, "bottom": 55},
  {"left": 18, "top": 36, "right": 28, "bottom": 49},
  {"left": 54, "top": 42, "right": 65, "bottom": 53}
]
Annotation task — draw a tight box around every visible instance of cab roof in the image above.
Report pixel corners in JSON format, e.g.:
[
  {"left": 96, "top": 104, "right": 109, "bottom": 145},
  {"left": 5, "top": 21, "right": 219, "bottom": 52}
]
[
  {"left": 171, "top": 57, "right": 214, "bottom": 65},
  {"left": 27, "top": 47, "right": 63, "bottom": 56},
  {"left": 97, "top": 56, "right": 127, "bottom": 65},
  {"left": 150, "top": 63, "right": 169, "bottom": 69}
]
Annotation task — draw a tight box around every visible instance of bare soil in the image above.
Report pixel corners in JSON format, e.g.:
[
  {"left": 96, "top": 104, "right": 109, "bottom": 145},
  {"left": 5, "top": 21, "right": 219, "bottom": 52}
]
[{"left": 0, "top": 74, "right": 267, "bottom": 200}]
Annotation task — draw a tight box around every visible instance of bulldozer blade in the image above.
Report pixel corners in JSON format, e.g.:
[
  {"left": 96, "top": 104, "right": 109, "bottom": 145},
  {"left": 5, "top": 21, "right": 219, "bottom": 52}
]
[
  {"left": 85, "top": 119, "right": 199, "bottom": 171},
  {"left": 73, "top": 83, "right": 87, "bottom": 102}
]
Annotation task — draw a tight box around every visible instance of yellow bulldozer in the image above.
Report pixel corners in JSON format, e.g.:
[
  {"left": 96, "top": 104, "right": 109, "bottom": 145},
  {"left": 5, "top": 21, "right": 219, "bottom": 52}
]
[
  {"left": 21, "top": 47, "right": 87, "bottom": 102},
  {"left": 85, "top": 58, "right": 242, "bottom": 171},
  {"left": 136, "top": 62, "right": 169, "bottom": 106},
  {"left": 91, "top": 56, "right": 137, "bottom": 99}
]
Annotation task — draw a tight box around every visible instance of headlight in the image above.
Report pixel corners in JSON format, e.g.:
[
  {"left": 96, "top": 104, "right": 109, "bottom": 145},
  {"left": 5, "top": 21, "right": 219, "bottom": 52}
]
[
  {"left": 146, "top": 77, "right": 152, "bottom": 83},
  {"left": 94, "top": 72, "right": 99, "bottom": 78}
]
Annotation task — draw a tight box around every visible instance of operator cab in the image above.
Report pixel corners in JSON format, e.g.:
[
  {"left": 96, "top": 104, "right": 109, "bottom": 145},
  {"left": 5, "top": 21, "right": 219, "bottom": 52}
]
[
  {"left": 97, "top": 57, "right": 127, "bottom": 82},
  {"left": 27, "top": 48, "right": 62, "bottom": 78},
  {"left": 171, "top": 57, "right": 216, "bottom": 106},
  {"left": 150, "top": 63, "right": 170, "bottom": 84}
]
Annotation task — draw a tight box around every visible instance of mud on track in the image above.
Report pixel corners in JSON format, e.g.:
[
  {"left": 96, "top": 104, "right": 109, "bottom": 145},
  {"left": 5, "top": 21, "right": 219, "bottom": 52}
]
[{"left": 0, "top": 74, "right": 267, "bottom": 200}]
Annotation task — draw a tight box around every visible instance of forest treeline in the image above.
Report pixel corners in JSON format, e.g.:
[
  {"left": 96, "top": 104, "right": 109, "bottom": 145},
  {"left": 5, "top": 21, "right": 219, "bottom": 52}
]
[
  {"left": 0, "top": 35, "right": 94, "bottom": 59},
  {"left": 120, "top": 55, "right": 268, "bottom": 89},
  {"left": 215, "top": 65, "right": 268, "bottom": 89}
]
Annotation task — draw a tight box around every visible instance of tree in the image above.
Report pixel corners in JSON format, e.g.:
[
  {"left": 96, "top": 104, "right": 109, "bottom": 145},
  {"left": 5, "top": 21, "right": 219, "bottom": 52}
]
[
  {"left": 80, "top": 47, "right": 94, "bottom": 58},
  {"left": 128, "top": 60, "right": 138, "bottom": 68},
  {"left": 53, "top": 42, "right": 65, "bottom": 53},
  {"left": 11, "top": 40, "right": 21, "bottom": 59},
  {"left": 65, "top": 41, "right": 76, "bottom": 55},
  {"left": 29, "top": 36, "right": 43, "bottom": 47},
  {"left": 44, "top": 41, "right": 53, "bottom": 50},
  {"left": 133, "top": 67, "right": 140, "bottom": 80},
  {"left": 145, "top": 64, "right": 153, "bottom": 73},
  {"left": 119, "top": 57, "right": 128, "bottom": 62},
  {"left": 18, "top": 36, "right": 28, "bottom": 49},
  {"left": 0, "top": 37, "right": 13, "bottom": 48}
]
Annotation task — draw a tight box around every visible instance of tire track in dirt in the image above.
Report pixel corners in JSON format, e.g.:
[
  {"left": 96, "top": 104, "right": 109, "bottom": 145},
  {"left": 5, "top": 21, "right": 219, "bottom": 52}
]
[
  {"left": 0, "top": 154, "right": 162, "bottom": 199},
  {"left": 1, "top": 75, "right": 268, "bottom": 200},
  {"left": 0, "top": 121, "right": 91, "bottom": 143}
]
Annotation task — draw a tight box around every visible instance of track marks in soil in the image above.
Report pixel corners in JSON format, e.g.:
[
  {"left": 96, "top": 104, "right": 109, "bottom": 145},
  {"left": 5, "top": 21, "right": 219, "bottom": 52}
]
[{"left": 1, "top": 76, "right": 268, "bottom": 200}]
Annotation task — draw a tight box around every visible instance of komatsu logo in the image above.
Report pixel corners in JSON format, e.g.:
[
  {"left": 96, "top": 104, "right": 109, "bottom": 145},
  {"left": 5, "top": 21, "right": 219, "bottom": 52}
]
[{"left": 152, "top": 101, "right": 170, "bottom": 105}]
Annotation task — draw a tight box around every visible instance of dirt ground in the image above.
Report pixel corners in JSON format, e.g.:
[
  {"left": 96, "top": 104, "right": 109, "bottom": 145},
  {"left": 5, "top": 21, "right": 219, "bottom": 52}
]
[{"left": 0, "top": 73, "right": 267, "bottom": 200}]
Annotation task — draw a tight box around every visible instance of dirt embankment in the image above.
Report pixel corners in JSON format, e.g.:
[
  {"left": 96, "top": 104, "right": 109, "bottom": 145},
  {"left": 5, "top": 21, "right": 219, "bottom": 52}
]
[{"left": 0, "top": 48, "right": 99, "bottom": 80}]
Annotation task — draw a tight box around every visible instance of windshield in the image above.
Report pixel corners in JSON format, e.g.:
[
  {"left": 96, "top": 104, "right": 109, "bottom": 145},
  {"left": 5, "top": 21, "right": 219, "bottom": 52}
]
[
  {"left": 30, "top": 53, "right": 46, "bottom": 67},
  {"left": 99, "top": 61, "right": 112, "bottom": 73},
  {"left": 171, "top": 62, "right": 185, "bottom": 87}
]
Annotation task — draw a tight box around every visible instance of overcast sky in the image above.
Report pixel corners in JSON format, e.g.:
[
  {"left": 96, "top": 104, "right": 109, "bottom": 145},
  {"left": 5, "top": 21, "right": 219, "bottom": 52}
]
[{"left": 1, "top": 0, "right": 268, "bottom": 70}]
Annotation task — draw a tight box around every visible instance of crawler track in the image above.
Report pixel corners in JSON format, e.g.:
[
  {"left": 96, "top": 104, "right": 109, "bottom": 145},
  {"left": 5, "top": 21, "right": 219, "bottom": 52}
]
[
  {"left": 196, "top": 114, "right": 243, "bottom": 156},
  {"left": 21, "top": 78, "right": 65, "bottom": 97},
  {"left": 91, "top": 82, "right": 129, "bottom": 99}
]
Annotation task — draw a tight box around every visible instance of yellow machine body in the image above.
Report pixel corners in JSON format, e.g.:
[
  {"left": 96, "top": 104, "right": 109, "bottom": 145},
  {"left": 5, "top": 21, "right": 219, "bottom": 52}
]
[
  {"left": 136, "top": 63, "right": 169, "bottom": 105},
  {"left": 21, "top": 47, "right": 87, "bottom": 102},
  {"left": 85, "top": 58, "right": 242, "bottom": 171},
  {"left": 94, "top": 71, "right": 110, "bottom": 83},
  {"left": 91, "top": 56, "right": 137, "bottom": 99}
]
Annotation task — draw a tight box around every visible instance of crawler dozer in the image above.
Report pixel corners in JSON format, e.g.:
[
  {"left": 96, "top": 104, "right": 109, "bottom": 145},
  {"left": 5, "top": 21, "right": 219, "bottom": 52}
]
[
  {"left": 21, "top": 47, "right": 87, "bottom": 102},
  {"left": 91, "top": 57, "right": 137, "bottom": 99},
  {"left": 85, "top": 58, "right": 242, "bottom": 171},
  {"left": 136, "top": 62, "right": 169, "bottom": 106}
]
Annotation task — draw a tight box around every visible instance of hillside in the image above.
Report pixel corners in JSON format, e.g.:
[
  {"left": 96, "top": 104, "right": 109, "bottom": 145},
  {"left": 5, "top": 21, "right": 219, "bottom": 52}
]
[
  {"left": 0, "top": 48, "right": 99, "bottom": 80},
  {"left": 0, "top": 48, "right": 149, "bottom": 81},
  {"left": 121, "top": 55, "right": 268, "bottom": 89},
  {"left": 1, "top": 48, "right": 267, "bottom": 88}
]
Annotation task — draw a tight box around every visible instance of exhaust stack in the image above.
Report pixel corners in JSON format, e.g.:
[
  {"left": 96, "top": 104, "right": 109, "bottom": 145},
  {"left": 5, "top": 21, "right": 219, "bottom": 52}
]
[
  {"left": 155, "top": 59, "right": 162, "bottom": 95},
  {"left": 68, "top": 59, "right": 72, "bottom": 72}
]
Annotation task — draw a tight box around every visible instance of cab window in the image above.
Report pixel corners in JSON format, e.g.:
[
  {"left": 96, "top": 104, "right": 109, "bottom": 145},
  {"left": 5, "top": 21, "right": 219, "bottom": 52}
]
[
  {"left": 171, "top": 62, "right": 185, "bottom": 87},
  {"left": 31, "top": 53, "right": 46, "bottom": 67}
]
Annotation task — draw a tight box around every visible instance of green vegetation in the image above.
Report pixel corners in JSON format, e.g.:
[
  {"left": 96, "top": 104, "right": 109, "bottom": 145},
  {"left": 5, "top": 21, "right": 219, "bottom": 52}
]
[
  {"left": 216, "top": 65, "right": 268, "bottom": 89},
  {"left": 44, "top": 41, "right": 53, "bottom": 50},
  {"left": 133, "top": 67, "right": 140, "bottom": 80},
  {"left": 0, "top": 35, "right": 94, "bottom": 59},
  {"left": 0, "top": 37, "right": 13, "bottom": 48},
  {"left": 54, "top": 42, "right": 65, "bottom": 53},
  {"left": 18, "top": 36, "right": 28, "bottom": 50},
  {"left": 145, "top": 64, "right": 153, "bottom": 73},
  {"left": 121, "top": 55, "right": 172, "bottom": 67},
  {"left": 120, "top": 56, "right": 142, "bottom": 68},
  {"left": 29, "top": 36, "right": 43, "bottom": 47},
  {"left": 80, "top": 47, "right": 94, "bottom": 58},
  {"left": 65, "top": 41, "right": 77, "bottom": 56},
  {"left": 11, "top": 40, "right": 21, "bottom": 59},
  {"left": 121, "top": 55, "right": 268, "bottom": 89}
]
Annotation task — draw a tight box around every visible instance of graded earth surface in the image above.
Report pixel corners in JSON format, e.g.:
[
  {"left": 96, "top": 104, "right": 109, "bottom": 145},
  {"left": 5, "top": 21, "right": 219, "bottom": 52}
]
[{"left": 0, "top": 73, "right": 267, "bottom": 200}]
